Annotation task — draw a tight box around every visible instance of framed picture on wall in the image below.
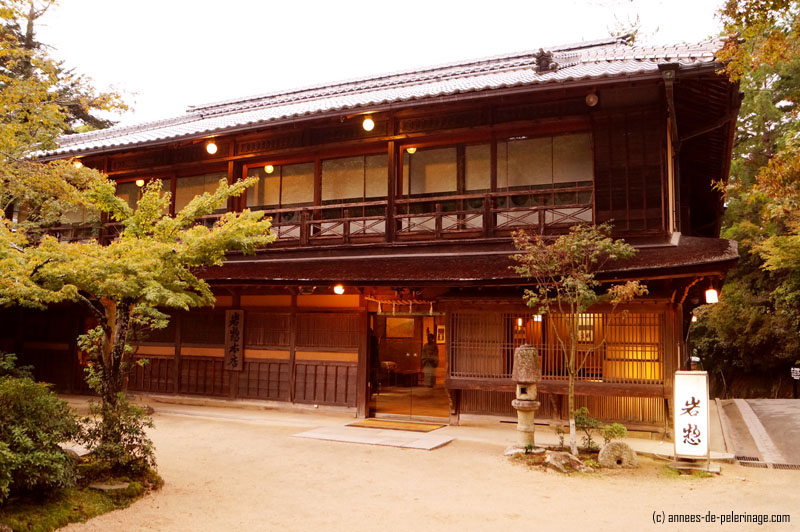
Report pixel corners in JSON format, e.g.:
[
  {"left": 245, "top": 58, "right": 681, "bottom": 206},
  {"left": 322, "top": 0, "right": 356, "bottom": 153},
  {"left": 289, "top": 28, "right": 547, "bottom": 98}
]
[{"left": 436, "top": 325, "right": 446, "bottom": 344}]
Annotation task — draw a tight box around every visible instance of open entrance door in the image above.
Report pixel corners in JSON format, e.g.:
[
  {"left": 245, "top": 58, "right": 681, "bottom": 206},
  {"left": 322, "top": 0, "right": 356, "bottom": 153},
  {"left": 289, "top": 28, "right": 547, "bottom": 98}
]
[{"left": 368, "top": 314, "right": 449, "bottom": 419}]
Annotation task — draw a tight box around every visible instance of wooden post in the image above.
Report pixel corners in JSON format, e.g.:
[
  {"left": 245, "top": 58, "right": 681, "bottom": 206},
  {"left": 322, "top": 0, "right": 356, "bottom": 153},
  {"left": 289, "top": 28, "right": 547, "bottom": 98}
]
[
  {"left": 300, "top": 210, "right": 309, "bottom": 245},
  {"left": 356, "top": 294, "right": 368, "bottom": 418},
  {"left": 435, "top": 203, "right": 442, "bottom": 238},
  {"left": 387, "top": 140, "right": 396, "bottom": 243},
  {"left": 289, "top": 292, "right": 298, "bottom": 403},
  {"left": 173, "top": 312, "right": 182, "bottom": 394},
  {"left": 483, "top": 195, "right": 493, "bottom": 237}
]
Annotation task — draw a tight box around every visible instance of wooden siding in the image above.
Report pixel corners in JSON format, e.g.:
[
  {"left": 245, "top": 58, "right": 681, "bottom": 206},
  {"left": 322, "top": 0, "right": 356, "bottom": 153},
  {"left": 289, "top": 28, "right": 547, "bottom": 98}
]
[
  {"left": 294, "top": 362, "right": 357, "bottom": 406},
  {"left": 236, "top": 359, "right": 290, "bottom": 401},
  {"left": 593, "top": 109, "right": 666, "bottom": 234},
  {"left": 128, "top": 356, "right": 175, "bottom": 394},
  {"left": 127, "top": 309, "right": 361, "bottom": 406}
]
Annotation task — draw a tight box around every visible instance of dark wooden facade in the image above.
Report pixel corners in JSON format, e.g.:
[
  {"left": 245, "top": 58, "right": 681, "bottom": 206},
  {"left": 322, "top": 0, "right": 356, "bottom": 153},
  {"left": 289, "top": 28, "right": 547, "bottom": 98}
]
[{"left": 19, "top": 40, "right": 742, "bottom": 432}]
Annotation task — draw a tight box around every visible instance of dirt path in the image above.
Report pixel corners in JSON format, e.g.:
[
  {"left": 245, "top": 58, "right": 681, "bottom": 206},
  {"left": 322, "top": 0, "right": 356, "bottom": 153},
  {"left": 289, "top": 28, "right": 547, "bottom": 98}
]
[{"left": 61, "top": 406, "right": 799, "bottom": 532}]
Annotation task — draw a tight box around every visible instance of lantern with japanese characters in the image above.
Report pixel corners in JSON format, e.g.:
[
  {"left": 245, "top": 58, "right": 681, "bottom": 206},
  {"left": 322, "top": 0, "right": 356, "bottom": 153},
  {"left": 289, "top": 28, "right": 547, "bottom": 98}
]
[{"left": 673, "top": 371, "right": 710, "bottom": 460}]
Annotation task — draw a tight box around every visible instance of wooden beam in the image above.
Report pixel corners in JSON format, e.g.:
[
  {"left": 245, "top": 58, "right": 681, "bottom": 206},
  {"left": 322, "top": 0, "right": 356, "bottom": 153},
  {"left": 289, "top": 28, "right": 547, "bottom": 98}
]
[{"left": 446, "top": 377, "right": 665, "bottom": 398}]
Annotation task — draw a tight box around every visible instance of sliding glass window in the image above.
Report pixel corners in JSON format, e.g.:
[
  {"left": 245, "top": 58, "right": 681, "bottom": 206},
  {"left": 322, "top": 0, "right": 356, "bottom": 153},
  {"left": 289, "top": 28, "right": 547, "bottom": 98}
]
[
  {"left": 116, "top": 181, "right": 141, "bottom": 211},
  {"left": 497, "top": 133, "right": 592, "bottom": 206},
  {"left": 321, "top": 154, "right": 387, "bottom": 218},
  {"left": 174, "top": 172, "right": 228, "bottom": 213},
  {"left": 402, "top": 143, "right": 490, "bottom": 213},
  {"left": 246, "top": 162, "right": 314, "bottom": 223}
]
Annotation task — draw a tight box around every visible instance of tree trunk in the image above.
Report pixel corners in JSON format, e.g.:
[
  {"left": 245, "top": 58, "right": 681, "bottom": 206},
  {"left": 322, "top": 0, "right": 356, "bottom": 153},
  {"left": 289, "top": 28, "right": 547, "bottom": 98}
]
[
  {"left": 98, "top": 299, "right": 133, "bottom": 446},
  {"left": 568, "top": 371, "right": 577, "bottom": 455},
  {"left": 568, "top": 337, "right": 578, "bottom": 455}
]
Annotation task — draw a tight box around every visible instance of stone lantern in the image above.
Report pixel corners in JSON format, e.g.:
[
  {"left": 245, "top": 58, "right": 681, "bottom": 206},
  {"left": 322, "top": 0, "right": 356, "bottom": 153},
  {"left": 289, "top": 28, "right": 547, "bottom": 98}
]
[{"left": 510, "top": 344, "right": 541, "bottom": 449}]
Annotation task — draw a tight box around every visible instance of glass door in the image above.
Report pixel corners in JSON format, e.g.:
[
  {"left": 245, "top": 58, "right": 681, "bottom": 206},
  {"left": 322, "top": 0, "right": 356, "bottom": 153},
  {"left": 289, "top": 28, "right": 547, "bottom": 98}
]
[{"left": 369, "top": 314, "right": 449, "bottom": 419}]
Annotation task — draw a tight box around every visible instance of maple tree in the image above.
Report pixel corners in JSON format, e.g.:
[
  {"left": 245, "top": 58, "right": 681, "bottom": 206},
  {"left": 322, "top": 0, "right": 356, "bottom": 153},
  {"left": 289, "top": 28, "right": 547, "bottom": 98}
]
[
  {"left": 0, "top": 1, "right": 275, "bottom": 470},
  {"left": 512, "top": 224, "right": 647, "bottom": 455}
]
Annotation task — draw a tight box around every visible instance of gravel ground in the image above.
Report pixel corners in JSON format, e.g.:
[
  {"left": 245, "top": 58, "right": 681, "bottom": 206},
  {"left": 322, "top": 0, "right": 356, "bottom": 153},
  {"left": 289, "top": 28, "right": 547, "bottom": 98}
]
[{"left": 60, "top": 404, "right": 800, "bottom": 532}]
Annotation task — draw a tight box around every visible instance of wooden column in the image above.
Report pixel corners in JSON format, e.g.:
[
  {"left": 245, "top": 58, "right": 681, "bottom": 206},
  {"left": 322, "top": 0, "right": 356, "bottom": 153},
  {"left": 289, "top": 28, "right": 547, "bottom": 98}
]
[
  {"left": 229, "top": 291, "right": 241, "bottom": 400},
  {"left": 173, "top": 312, "right": 182, "bottom": 394},
  {"left": 288, "top": 292, "right": 298, "bottom": 403},
  {"left": 356, "top": 293, "right": 368, "bottom": 418},
  {"left": 386, "top": 140, "right": 396, "bottom": 243}
]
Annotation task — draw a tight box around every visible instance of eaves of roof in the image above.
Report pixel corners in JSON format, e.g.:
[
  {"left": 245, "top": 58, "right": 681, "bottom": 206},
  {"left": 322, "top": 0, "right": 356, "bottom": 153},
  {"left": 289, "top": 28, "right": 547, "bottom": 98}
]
[
  {"left": 46, "top": 37, "right": 726, "bottom": 159},
  {"left": 197, "top": 235, "right": 738, "bottom": 286}
]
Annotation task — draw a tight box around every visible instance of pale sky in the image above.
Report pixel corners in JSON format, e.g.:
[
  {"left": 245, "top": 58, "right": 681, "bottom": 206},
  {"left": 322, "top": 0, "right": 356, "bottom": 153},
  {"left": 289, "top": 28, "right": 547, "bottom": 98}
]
[{"left": 36, "top": 0, "right": 724, "bottom": 127}]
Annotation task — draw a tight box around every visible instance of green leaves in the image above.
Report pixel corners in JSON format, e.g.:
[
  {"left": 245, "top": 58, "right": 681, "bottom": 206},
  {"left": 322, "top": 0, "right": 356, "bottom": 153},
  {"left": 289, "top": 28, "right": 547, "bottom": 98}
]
[
  {"left": 690, "top": 2, "right": 800, "bottom": 392},
  {"left": 511, "top": 223, "right": 643, "bottom": 314}
]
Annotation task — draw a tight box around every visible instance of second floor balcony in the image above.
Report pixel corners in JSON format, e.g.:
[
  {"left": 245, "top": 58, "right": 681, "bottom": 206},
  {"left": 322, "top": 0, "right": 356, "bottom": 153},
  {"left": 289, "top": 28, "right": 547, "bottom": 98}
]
[{"left": 47, "top": 184, "right": 594, "bottom": 247}]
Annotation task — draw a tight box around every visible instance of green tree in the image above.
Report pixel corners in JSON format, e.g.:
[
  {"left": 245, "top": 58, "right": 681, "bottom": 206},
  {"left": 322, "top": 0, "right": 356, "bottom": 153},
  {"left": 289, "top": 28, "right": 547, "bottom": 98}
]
[
  {"left": 512, "top": 223, "right": 646, "bottom": 454},
  {"left": 0, "top": 0, "right": 123, "bottom": 236},
  {"left": 1, "top": 0, "right": 126, "bottom": 132},
  {"left": 0, "top": 0, "right": 275, "bottom": 471},
  {"left": 2, "top": 178, "right": 274, "bottom": 470},
  {"left": 689, "top": 1, "right": 800, "bottom": 396}
]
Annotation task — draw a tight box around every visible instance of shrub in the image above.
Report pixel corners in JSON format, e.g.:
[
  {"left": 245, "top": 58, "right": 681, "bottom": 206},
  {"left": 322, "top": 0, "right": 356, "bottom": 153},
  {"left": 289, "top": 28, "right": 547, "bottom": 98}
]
[
  {"left": 80, "top": 393, "right": 156, "bottom": 476},
  {"left": 601, "top": 422, "right": 628, "bottom": 445},
  {"left": 574, "top": 407, "right": 601, "bottom": 451},
  {"left": 0, "top": 353, "right": 81, "bottom": 504}
]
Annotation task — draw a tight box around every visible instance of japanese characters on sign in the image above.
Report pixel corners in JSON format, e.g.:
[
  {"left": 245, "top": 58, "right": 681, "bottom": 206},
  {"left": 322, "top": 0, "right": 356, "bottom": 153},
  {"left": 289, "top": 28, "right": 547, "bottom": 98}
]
[
  {"left": 674, "top": 371, "right": 709, "bottom": 459},
  {"left": 224, "top": 309, "right": 245, "bottom": 372},
  {"left": 791, "top": 367, "right": 800, "bottom": 381}
]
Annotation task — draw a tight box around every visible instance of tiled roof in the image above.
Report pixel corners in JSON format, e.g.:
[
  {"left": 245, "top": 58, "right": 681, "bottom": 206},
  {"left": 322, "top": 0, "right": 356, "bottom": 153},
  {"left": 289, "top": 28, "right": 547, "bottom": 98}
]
[
  {"left": 198, "top": 236, "right": 738, "bottom": 285},
  {"left": 49, "top": 36, "right": 723, "bottom": 158}
]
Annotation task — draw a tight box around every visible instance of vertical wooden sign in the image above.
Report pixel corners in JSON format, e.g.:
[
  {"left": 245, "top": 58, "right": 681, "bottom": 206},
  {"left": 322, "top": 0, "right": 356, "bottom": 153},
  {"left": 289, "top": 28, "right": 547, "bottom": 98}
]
[
  {"left": 674, "top": 371, "right": 710, "bottom": 460},
  {"left": 224, "top": 309, "right": 244, "bottom": 371}
]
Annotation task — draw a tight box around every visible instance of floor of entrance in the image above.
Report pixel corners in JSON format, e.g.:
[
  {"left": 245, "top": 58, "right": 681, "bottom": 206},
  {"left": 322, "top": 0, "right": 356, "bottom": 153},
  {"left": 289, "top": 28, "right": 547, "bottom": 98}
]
[{"left": 369, "top": 384, "right": 450, "bottom": 419}]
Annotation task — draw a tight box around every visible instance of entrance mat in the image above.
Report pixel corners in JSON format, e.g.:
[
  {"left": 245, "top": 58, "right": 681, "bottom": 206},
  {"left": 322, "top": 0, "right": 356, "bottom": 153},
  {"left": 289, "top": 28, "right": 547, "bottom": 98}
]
[{"left": 347, "top": 419, "right": 445, "bottom": 432}]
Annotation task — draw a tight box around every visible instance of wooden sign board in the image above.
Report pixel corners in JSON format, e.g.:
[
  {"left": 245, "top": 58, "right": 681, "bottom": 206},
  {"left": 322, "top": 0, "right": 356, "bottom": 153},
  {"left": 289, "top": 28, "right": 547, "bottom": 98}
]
[
  {"left": 674, "top": 371, "right": 710, "bottom": 460},
  {"left": 224, "top": 309, "right": 244, "bottom": 371}
]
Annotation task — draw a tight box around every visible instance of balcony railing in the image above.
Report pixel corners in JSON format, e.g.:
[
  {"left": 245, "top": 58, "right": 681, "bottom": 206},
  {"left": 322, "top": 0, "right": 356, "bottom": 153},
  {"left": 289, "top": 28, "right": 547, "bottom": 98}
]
[{"left": 45, "top": 186, "right": 593, "bottom": 247}]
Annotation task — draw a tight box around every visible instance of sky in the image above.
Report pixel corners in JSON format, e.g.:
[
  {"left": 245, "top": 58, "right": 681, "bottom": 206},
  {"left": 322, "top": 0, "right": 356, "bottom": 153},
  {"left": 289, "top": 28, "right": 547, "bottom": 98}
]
[{"left": 36, "top": 0, "right": 725, "bottom": 127}]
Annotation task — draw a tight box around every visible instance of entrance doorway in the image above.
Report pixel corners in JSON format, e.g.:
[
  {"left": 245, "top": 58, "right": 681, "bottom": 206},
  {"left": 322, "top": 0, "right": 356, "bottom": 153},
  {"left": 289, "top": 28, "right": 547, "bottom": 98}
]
[{"left": 368, "top": 313, "right": 449, "bottom": 419}]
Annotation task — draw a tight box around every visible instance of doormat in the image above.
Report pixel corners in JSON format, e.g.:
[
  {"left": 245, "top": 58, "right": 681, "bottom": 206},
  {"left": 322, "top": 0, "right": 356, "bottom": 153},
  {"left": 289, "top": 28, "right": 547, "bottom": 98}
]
[{"left": 347, "top": 419, "right": 445, "bottom": 432}]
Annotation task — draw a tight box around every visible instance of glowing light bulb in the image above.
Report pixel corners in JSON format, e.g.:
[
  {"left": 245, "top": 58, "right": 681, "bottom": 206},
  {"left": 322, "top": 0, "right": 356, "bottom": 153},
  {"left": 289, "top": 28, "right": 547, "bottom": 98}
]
[
  {"left": 533, "top": 315, "right": 542, "bottom": 322},
  {"left": 333, "top": 284, "right": 345, "bottom": 295},
  {"left": 705, "top": 288, "right": 719, "bottom": 304},
  {"left": 206, "top": 142, "right": 218, "bottom": 155},
  {"left": 135, "top": 179, "right": 145, "bottom": 187},
  {"left": 264, "top": 164, "right": 274, "bottom": 174},
  {"left": 362, "top": 117, "right": 375, "bottom": 131},
  {"left": 691, "top": 315, "right": 698, "bottom": 323},
  {"left": 73, "top": 160, "right": 83, "bottom": 168},
  {"left": 406, "top": 147, "right": 417, "bottom": 154},
  {"left": 516, "top": 317, "right": 523, "bottom": 328}
]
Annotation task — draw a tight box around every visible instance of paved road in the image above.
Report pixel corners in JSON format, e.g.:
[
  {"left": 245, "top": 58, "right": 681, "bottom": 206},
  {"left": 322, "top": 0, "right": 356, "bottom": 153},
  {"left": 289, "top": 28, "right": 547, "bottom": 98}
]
[
  {"left": 747, "top": 399, "right": 800, "bottom": 464},
  {"left": 719, "top": 398, "right": 800, "bottom": 465}
]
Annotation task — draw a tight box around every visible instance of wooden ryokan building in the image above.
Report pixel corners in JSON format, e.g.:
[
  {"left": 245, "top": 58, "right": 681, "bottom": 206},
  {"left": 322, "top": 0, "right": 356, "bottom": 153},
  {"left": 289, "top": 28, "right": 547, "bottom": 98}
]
[{"left": 14, "top": 36, "right": 740, "bottom": 432}]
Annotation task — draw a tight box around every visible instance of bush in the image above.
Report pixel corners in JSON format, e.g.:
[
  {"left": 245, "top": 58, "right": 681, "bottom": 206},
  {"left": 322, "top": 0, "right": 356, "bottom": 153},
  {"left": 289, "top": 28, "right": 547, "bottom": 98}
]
[
  {"left": 601, "top": 422, "right": 628, "bottom": 445},
  {"left": 0, "top": 353, "right": 81, "bottom": 504},
  {"left": 574, "top": 407, "right": 601, "bottom": 451},
  {"left": 80, "top": 393, "right": 156, "bottom": 476}
]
